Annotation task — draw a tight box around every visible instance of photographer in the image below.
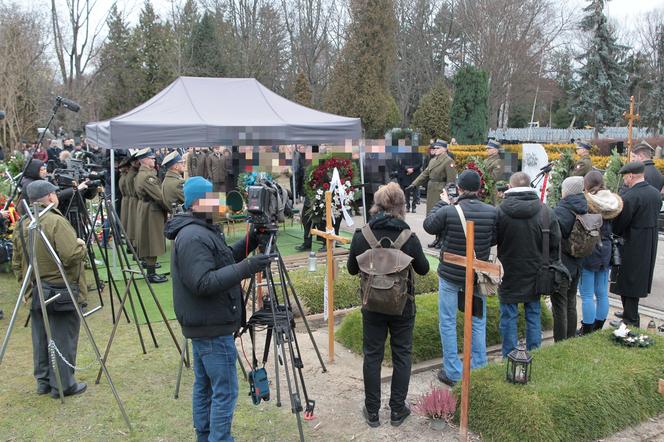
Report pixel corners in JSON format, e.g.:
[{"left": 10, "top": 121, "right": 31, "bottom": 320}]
[{"left": 164, "top": 177, "right": 270, "bottom": 442}]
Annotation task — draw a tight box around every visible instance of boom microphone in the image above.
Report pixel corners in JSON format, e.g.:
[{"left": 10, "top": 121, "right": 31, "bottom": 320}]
[{"left": 55, "top": 96, "right": 81, "bottom": 113}]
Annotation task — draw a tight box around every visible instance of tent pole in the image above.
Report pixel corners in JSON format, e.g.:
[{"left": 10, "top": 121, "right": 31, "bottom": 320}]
[
  {"left": 292, "top": 146, "right": 297, "bottom": 202},
  {"left": 358, "top": 140, "right": 367, "bottom": 224}
]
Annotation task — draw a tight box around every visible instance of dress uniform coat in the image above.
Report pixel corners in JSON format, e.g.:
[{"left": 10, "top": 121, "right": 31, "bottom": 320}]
[
  {"left": 196, "top": 151, "right": 208, "bottom": 177},
  {"left": 186, "top": 150, "right": 198, "bottom": 178},
  {"left": 484, "top": 153, "right": 504, "bottom": 181},
  {"left": 411, "top": 153, "right": 457, "bottom": 213},
  {"left": 205, "top": 152, "right": 230, "bottom": 192},
  {"left": 161, "top": 170, "right": 184, "bottom": 214},
  {"left": 570, "top": 156, "right": 593, "bottom": 176},
  {"left": 124, "top": 167, "right": 139, "bottom": 244},
  {"left": 611, "top": 181, "right": 661, "bottom": 298},
  {"left": 135, "top": 165, "right": 167, "bottom": 259},
  {"left": 118, "top": 171, "right": 129, "bottom": 231}
]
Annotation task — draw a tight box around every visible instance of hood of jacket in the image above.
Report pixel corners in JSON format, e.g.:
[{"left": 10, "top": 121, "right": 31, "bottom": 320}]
[
  {"left": 24, "top": 159, "right": 44, "bottom": 180},
  {"left": 164, "top": 212, "right": 218, "bottom": 240},
  {"left": 585, "top": 190, "right": 623, "bottom": 220},
  {"left": 558, "top": 193, "right": 588, "bottom": 215},
  {"left": 499, "top": 190, "right": 542, "bottom": 219},
  {"left": 368, "top": 212, "right": 410, "bottom": 231}
]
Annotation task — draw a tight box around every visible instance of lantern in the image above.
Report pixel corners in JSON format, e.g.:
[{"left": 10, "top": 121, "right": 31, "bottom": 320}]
[
  {"left": 308, "top": 251, "right": 317, "bottom": 272},
  {"left": 505, "top": 341, "right": 533, "bottom": 384}
]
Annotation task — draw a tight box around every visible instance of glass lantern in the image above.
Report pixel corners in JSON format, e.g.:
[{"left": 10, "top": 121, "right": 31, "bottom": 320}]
[
  {"left": 506, "top": 341, "right": 533, "bottom": 384},
  {"left": 308, "top": 251, "right": 317, "bottom": 272}
]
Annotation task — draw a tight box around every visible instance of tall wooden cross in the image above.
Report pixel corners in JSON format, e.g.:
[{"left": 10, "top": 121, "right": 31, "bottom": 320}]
[
  {"left": 443, "top": 221, "right": 502, "bottom": 441},
  {"left": 624, "top": 95, "right": 640, "bottom": 158},
  {"left": 310, "top": 191, "right": 350, "bottom": 363}
]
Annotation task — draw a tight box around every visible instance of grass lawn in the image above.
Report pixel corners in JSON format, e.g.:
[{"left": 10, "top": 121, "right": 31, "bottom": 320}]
[{"left": 0, "top": 272, "right": 305, "bottom": 441}]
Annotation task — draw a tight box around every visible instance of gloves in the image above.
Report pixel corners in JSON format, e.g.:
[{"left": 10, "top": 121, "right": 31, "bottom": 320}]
[{"left": 237, "top": 254, "right": 271, "bottom": 279}]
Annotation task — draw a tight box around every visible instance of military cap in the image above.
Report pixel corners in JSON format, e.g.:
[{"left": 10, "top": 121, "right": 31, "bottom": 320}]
[
  {"left": 575, "top": 140, "right": 592, "bottom": 150},
  {"left": 486, "top": 140, "right": 501, "bottom": 150},
  {"left": 619, "top": 161, "right": 645, "bottom": 175},
  {"left": 162, "top": 151, "right": 183, "bottom": 169},
  {"left": 26, "top": 180, "right": 58, "bottom": 202},
  {"left": 632, "top": 141, "right": 654, "bottom": 155},
  {"left": 134, "top": 147, "right": 155, "bottom": 160},
  {"left": 433, "top": 139, "right": 448, "bottom": 148}
]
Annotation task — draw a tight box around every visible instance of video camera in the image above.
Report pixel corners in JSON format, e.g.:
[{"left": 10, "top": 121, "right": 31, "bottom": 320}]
[
  {"left": 246, "top": 179, "right": 292, "bottom": 227},
  {"left": 53, "top": 158, "right": 106, "bottom": 189}
]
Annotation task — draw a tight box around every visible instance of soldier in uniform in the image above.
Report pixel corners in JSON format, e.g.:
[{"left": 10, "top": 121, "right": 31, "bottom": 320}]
[
  {"left": 161, "top": 151, "right": 185, "bottom": 214},
  {"left": 118, "top": 156, "right": 132, "bottom": 234},
  {"left": 630, "top": 141, "right": 664, "bottom": 191},
  {"left": 205, "top": 146, "right": 230, "bottom": 193},
  {"left": 484, "top": 140, "right": 504, "bottom": 181},
  {"left": 134, "top": 148, "right": 168, "bottom": 283},
  {"left": 12, "top": 181, "right": 88, "bottom": 398},
  {"left": 124, "top": 151, "right": 140, "bottom": 254},
  {"left": 570, "top": 140, "right": 593, "bottom": 176},
  {"left": 186, "top": 148, "right": 199, "bottom": 178}
]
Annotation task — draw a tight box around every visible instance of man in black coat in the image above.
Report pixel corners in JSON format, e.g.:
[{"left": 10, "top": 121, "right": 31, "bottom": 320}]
[
  {"left": 630, "top": 141, "right": 664, "bottom": 192},
  {"left": 164, "top": 176, "right": 270, "bottom": 442},
  {"left": 610, "top": 162, "right": 661, "bottom": 327},
  {"left": 396, "top": 150, "right": 423, "bottom": 213},
  {"left": 496, "top": 172, "right": 561, "bottom": 357},
  {"left": 423, "top": 170, "right": 497, "bottom": 386},
  {"left": 552, "top": 176, "right": 588, "bottom": 342}
]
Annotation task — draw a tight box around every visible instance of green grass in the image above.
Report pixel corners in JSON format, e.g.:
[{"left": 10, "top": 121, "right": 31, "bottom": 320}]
[
  {"left": 0, "top": 272, "right": 305, "bottom": 441},
  {"left": 335, "top": 293, "right": 553, "bottom": 364},
  {"left": 463, "top": 330, "right": 664, "bottom": 441}
]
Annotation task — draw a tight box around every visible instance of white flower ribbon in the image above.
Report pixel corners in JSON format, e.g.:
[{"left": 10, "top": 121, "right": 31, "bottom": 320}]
[{"left": 329, "top": 167, "right": 354, "bottom": 227}]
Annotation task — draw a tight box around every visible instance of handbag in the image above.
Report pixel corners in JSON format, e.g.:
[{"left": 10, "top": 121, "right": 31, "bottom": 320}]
[
  {"left": 535, "top": 206, "right": 571, "bottom": 296},
  {"left": 454, "top": 204, "right": 503, "bottom": 296}
]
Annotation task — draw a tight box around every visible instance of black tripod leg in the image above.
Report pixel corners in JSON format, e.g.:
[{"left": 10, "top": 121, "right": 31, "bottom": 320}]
[{"left": 131, "top": 283, "right": 159, "bottom": 348}]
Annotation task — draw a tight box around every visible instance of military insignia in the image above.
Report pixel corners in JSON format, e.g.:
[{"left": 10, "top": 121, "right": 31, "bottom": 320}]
[
  {"left": 148, "top": 177, "right": 157, "bottom": 184},
  {"left": 451, "top": 163, "right": 455, "bottom": 168}
]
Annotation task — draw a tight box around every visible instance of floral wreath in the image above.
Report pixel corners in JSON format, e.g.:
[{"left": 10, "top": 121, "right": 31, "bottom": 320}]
[
  {"left": 464, "top": 158, "right": 493, "bottom": 203},
  {"left": 305, "top": 157, "right": 358, "bottom": 224}
]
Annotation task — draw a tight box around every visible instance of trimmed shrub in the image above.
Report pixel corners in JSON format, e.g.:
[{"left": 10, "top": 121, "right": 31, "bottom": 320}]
[
  {"left": 335, "top": 293, "right": 553, "bottom": 365},
  {"left": 462, "top": 331, "right": 664, "bottom": 441},
  {"left": 290, "top": 267, "right": 439, "bottom": 314}
]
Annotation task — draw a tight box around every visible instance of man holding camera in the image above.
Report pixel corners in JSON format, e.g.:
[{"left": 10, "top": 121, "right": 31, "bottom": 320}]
[
  {"left": 423, "top": 170, "right": 497, "bottom": 386},
  {"left": 12, "top": 181, "right": 88, "bottom": 398},
  {"left": 165, "top": 176, "right": 270, "bottom": 442}
]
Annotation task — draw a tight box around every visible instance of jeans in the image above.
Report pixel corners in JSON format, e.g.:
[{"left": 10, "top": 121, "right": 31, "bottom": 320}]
[
  {"left": 499, "top": 301, "right": 541, "bottom": 357},
  {"left": 362, "top": 306, "right": 415, "bottom": 414},
  {"left": 438, "top": 278, "right": 487, "bottom": 382},
  {"left": 191, "top": 335, "right": 239, "bottom": 442},
  {"left": 579, "top": 268, "right": 609, "bottom": 324}
]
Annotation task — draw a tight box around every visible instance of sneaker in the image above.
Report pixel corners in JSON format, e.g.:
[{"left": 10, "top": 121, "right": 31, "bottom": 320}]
[
  {"left": 390, "top": 405, "right": 411, "bottom": 427},
  {"left": 437, "top": 369, "right": 457, "bottom": 387},
  {"left": 362, "top": 406, "right": 380, "bottom": 428}
]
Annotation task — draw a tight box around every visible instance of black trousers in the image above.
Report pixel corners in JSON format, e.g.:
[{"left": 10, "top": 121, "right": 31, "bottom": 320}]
[
  {"left": 402, "top": 184, "right": 417, "bottom": 210},
  {"left": 362, "top": 306, "right": 415, "bottom": 414},
  {"left": 31, "top": 308, "right": 80, "bottom": 390},
  {"left": 620, "top": 296, "right": 640, "bottom": 327},
  {"left": 551, "top": 262, "right": 580, "bottom": 342}
]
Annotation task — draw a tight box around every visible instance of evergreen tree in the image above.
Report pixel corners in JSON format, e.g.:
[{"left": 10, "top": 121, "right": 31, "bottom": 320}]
[
  {"left": 550, "top": 48, "right": 576, "bottom": 128},
  {"left": 411, "top": 79, "right": 452, "bottom": 141},
  {"left": 173, "top": 0, "right": 200, "bottom": 75},
  {"left": 645, "top": 26, "right": 664, "bottom": 134},
  {"left": 449, "top": 66, "right": 489, "bottom": 144},
  {"left": 325, "top": 0, "right": 400, "bottom": 138},
  {"left": 190, "top": 11, "right": 224, "bottom": 77},
  {"left": 572, "top": 0, "right": 627, "bottom": 137},
  {"left": 293, "top": 71, "right": 312, "bottom": 107}
]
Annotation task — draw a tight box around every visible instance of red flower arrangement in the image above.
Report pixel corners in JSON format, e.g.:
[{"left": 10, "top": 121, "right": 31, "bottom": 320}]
[
  {"left": 305, "top": 157, "right": 358, "bottom": 224},
  {"left": 465, "top": 161, "right": 487, "bottom": 199}
]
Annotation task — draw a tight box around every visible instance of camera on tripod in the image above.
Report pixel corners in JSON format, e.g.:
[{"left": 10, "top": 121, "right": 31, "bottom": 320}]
[
  {"left": 53, "top": 158, "right": 107, "bottom": 189},
  {"left": 246, "top": 179, "right": 292, "bottom": 227}
]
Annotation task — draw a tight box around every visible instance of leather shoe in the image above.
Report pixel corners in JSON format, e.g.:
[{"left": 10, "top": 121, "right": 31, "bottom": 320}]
[
  {"left": 362, "top": 406, "right": 380, "bottom": 428},
  {"left": 437, "top": 369, "right": 457, "bottom": 387},
  {"left": 615, "top": 311, "right": 623, "bottom": 319},
  {"left": 37, "top": 383, "right": 50, "bottom": 395},
  {"left": 295, "top": 243, "right": 311, "bottom": 252},
  {"left": 411, "top": 208, "right": 416, "bottom": 213},
  {"left": 50, "top": 382, "right": 87, "bottom": 398},
  {"left": 148, "top": 273, "right": 168, "bottom": 284},
  {"left": 142, "top": 261, "right": 161, "bottom": 269},
  {"left": 609, "top": 319, "right": 622, "bottom": 328},
  {"left": 390, "top": 405, "right": 411, "bottom": 427}
]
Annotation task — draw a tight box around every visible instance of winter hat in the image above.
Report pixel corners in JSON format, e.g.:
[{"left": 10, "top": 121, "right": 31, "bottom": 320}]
[
  {"left": 457, "top": 169, "right": 481, "bottom": 192},
  {"left": 183, "top": 176, "right": 213, "bottom": 209},
  {"left": 561, "top": 176, "right": 584, "bottom": 198},
  {"left": 26, "top": 180, "right": 58, "bottom": 203}
]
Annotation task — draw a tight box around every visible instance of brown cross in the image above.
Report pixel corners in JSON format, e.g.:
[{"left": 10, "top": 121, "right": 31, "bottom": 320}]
[{"left": 623, "top": 95, "right": 640, "bottom": 158}]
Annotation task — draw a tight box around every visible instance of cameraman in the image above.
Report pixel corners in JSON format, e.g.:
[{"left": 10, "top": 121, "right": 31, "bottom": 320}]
[{"left": 165, "top": 177, "right": 270, "bottom": 442}]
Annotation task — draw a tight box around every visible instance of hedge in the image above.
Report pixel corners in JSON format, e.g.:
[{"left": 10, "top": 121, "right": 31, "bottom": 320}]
[
  {"left": 335, "top": 293, "right": 553, "bottom": 365},
  {"left": 289, "top": 266, "right": 439, "bottom": 314},
  {"left": 463, "top": 330, "right": 664, "bottom": 441}
]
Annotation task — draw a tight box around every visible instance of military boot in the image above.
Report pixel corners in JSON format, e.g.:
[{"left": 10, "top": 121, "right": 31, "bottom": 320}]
[{"left": 147, "top": 266, "right": 168, "bottom": 284}]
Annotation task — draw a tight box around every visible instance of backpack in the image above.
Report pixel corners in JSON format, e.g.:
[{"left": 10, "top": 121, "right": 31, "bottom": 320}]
[
  {"left": 562, "top": 213, "right": 603, "bottom": 258},
  {"left": 356, "top": 225, "right": 413, "bottom": 315}
]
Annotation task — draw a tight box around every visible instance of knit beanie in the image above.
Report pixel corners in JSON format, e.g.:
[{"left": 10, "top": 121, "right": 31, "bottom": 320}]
[
  {"left": 457, "top": 169, "right": 481, "bottom": 192},
  {"left": 561, "top": 176, "right": 584, "bottom": 198},
  {"left": 183, "top": 176, "right": 213, "bottom": 209}
]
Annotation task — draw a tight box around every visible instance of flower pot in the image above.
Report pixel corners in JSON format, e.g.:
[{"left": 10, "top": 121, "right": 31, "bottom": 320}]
[{"left": 429, "top": 418, "right": 446, "bottom": 431}]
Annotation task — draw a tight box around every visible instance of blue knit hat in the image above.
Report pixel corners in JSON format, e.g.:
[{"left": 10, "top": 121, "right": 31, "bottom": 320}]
[{"left": 183, "top": 176, "right": 213, "bottom": 209}]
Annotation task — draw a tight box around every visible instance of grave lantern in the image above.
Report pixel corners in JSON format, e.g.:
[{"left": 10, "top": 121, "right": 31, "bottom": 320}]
[{"left": 506, "top": 341, "right": 532, "bottom": 384}]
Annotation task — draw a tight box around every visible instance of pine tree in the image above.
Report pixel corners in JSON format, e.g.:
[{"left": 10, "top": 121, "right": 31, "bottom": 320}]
[
  {"left": 293, "top": 71, "right": 312, "bottom": 107},
  {"left": 604, "top": 148, "right": 624, "bottom": 193},
  {"left": 646, "top": 26, "right": 664, "bottom": 134},
  {"left": 190, "top": 11, "right": 224, "bottom": 77},
  {"left": 449, "top": 66, "right": 489, "bottom": 144},
  {"left": 325, "top": 0, "right": 400, "bottom": 138},
  {"left": 572, "top": 0, "right": 627, "bottom": 137},
  {"left": 411, "top": 79, "right": 452, "bottom": 141}
]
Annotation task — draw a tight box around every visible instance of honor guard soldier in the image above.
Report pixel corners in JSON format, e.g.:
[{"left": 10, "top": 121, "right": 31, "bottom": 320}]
[
  {"left": 205, "top": 146, "right": 230, "bottom": 193},
  {"left": 570, "top": 140, "right": 593, "bottom": 177},
  {"left": 118, "top": 155, "right": 132, "bottom": 235},
  {"left": 484, "top": 140, "right": 504, "bottom": 181},
  {"left": 630, "top": 141, "right": 664, "bottom": 192},
  {"left": 134, "top": 148, "right": 168, "bottom": 283},
  {"left": 161, "top": 151, "right": 185, "bottom": 214},
  {"left": 124, "top": 150, "right": 140, "bottom": 254}
]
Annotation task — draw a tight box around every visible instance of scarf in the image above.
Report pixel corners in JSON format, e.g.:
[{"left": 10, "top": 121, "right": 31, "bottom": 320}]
[{"left": 585, "top": 189, "right": 623, "bottom": 220}]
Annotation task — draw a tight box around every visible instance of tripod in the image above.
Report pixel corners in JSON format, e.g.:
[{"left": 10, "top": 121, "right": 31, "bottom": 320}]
[
  {"left": 531, "top": 167, "right": 551, "bottom": 202},
  {"left": 238, "top": 226, "right": 328, "bottom": 442},
  {"left": 0, "top": 201, "right": 131, "bottom": 430}
]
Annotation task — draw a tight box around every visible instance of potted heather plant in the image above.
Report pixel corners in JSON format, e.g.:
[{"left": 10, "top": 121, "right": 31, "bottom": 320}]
[{"left": 413, "top": 385, "right": 457, "bottom": 430}]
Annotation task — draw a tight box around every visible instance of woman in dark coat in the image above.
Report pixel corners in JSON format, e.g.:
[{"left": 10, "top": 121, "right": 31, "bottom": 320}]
[
  {"left": 347, "top": 182, "right": 429, "bottom": 428},
  {"left": 578, "top": 171, "right": 622, "bottom": 334}
]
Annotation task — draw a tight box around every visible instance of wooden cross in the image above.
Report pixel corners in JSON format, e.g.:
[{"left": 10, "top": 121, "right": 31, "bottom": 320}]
[
  {"left": 623, "top": 95, "right": 640, "bottom": 158},
  {"left": 310, "top": 191, "right": 350, "bottom": 363},
  {"left": 442, "top": 221, "right": 502, "bottom": 441}
]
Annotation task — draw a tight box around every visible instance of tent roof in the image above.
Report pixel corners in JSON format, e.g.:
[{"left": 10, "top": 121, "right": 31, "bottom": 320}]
[{"left": 85, "top": 77, "right": 362, "bottom": 149}]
